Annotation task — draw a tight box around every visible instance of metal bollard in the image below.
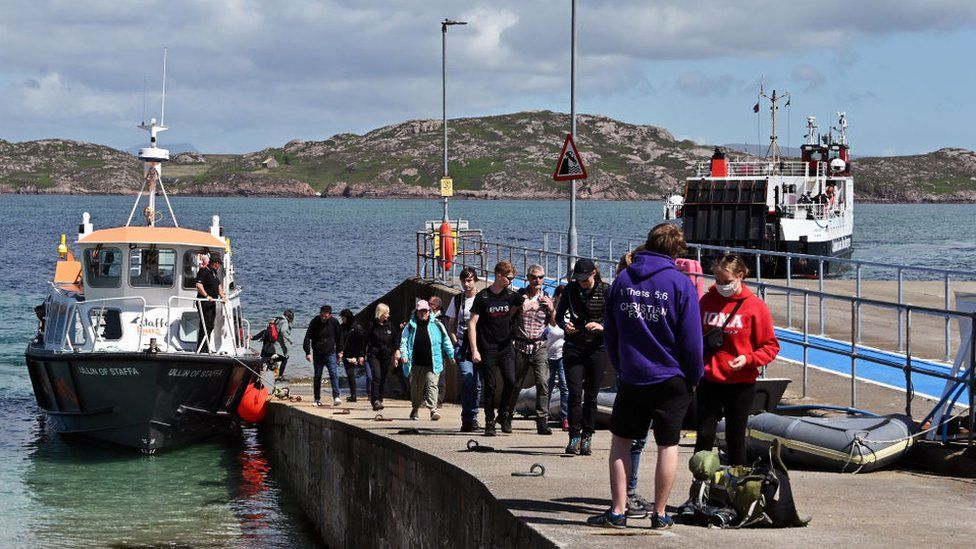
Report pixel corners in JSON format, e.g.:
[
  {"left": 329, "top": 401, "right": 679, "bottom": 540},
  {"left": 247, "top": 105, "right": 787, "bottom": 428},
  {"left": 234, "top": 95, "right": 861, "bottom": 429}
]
[{"left": 511, "top": 463, "right": 546, "bottom": 477}]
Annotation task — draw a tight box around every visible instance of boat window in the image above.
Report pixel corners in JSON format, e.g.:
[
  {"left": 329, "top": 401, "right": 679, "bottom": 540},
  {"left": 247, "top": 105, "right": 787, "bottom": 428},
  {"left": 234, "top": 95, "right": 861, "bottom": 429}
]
[
  {"left": 89, "top": 308, "right": 122, "bottom": 340},
  {"left": 129, "top": 247, "right": 176, "bottom": 288},
  {"left": 69, "top": 309, "right": 86, "bottom": 347},
  {"left": 181, "top": 250, "right": 210, "bottom": 290},
  {"left": 178, "top": 310, "right": 199, "bottom": 346},
  {"left": 84, "top": 247, "right": 123, "bottom": 288}
]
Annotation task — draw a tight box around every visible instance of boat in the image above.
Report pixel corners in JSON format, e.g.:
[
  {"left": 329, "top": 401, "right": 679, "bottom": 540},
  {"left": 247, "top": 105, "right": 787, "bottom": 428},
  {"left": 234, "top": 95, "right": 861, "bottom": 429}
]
[
  {"left": 724, "top": 412, "right": 915, "bottom": 473},
  {"left": 514, "top": 387, "right": 616, "bottom": 426},
  {"left": 23, "top": 54, "right": 265, "bottom": 453},
  {"left": 679, "top": 88, "right": 854, "bottom": 276}
]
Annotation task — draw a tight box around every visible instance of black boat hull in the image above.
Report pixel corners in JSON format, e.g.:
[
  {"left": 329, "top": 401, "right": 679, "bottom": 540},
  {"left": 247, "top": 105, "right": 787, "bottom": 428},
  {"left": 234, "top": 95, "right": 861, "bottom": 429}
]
[{"left": 24, "top": 348, "right": 264, "bottom": 452}]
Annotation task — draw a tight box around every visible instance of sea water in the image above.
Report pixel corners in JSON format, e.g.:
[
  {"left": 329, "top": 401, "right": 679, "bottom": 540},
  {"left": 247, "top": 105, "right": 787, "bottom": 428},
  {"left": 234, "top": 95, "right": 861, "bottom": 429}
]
[{"left": 1, "top": 195, "right": 974, "bottom": 546}]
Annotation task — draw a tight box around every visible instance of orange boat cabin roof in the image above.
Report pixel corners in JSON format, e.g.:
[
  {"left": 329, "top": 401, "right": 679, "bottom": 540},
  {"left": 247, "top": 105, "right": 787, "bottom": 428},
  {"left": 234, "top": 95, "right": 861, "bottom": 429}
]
[{"left": 78, "top": 227, "right": 225, "bottom": 248}]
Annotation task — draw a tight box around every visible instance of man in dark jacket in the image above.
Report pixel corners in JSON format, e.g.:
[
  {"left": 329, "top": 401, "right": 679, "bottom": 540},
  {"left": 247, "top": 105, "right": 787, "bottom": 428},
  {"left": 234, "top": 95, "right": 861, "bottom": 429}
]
[
  {"left": 588, "top": 223, "right": 704, "bottom": 530},
  {"left": 304, "top": 305, "right": 343, "bottom": 406}
]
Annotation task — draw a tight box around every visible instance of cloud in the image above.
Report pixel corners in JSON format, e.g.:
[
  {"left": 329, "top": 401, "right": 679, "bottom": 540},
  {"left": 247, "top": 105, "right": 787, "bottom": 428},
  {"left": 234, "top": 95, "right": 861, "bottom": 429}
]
[
  {"left": 676, "top": 71, "right": 736, "bottom": 97},
  {"left": 792, "top": 65, "right": 826, "bottom": 91},
  {"left": 0, "top": 0, "right": 973, "bottom": 151}
]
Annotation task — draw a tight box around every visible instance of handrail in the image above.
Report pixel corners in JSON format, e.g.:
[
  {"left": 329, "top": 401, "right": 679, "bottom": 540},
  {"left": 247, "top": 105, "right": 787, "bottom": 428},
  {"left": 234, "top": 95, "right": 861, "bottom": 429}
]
[
  {"left": 82, "top": 295, "right": 149, "bottom": 352},
  {"left": 417, "top": 231, "right": 975, "bottom": 446},
  {"left": 166, "top": 295, "right": 249, "bottom": 356}
]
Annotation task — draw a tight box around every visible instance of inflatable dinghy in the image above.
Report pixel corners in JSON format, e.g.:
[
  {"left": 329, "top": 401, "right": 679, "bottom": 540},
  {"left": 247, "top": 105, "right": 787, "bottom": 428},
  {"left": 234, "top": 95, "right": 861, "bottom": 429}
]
[
  {"left": 514, "top": 387, "right": 616, "bottom": 426},
  {"left": 727, "top": 413, "right": 915, "bottom": 473}
]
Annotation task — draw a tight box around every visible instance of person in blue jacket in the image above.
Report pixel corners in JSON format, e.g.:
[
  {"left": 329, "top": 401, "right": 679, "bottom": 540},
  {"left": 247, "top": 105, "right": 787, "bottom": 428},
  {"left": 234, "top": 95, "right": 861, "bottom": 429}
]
[
  {"left": 587, "top": 223, "right": 704, "bottom": 530},
  {"left": 400, "top": 299, "right": 455, "bottom": 421}
]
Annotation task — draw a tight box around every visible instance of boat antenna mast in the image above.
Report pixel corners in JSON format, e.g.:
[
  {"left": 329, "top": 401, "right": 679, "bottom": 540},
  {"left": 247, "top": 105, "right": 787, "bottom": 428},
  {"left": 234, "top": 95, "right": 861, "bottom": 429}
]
[
  {"left": 833, "top": 112, "right": 848, "bottom": 146},
  {"left": 128, "top": 47, "right": 179, "bottom": 228},
  {"left": 760, "top": 85, "right": 790, "bottom": 165}
]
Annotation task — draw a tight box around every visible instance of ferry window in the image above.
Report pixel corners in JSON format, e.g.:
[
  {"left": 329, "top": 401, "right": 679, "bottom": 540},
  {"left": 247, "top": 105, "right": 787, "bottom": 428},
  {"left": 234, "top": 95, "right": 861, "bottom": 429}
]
[
  {"left": 84, "top": 247, "right": 122, "bottom": 288},
  {"left": 182, "top": 250, "right": 209, "bottom": 290},
  {"left": 89, "top": 308, "right": 122, "bottom": 340},
  {"left": 129, "top": 248, "right": 176, "bottom": 288}
]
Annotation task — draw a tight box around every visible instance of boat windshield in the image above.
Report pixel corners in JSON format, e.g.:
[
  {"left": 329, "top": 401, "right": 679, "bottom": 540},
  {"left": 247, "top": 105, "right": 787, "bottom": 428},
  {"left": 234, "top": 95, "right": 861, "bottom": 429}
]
[
  {"left": 84, "top": 247, "right": 122, "bottom": 288},
  {"left": 129, "top": 247, "right": 176, "bottom": 288}
]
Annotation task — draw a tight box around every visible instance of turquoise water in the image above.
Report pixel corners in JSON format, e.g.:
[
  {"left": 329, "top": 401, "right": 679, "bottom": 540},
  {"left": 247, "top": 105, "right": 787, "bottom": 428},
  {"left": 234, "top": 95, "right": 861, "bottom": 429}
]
[{"left": 1, "top": 195, "right": 975, "bottom": 546}]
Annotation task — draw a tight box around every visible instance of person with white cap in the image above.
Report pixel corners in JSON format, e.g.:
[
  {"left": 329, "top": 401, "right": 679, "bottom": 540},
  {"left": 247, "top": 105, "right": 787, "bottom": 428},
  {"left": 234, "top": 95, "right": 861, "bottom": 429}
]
[{"left": 399, "top": 299, "right": 455, "bottom": 420}]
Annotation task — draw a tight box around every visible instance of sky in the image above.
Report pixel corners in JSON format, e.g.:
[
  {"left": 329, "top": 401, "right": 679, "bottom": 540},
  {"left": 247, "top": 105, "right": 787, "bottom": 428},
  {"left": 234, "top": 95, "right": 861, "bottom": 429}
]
[{"left": 1, "top": 0, "right": 975, "bottom": 156}]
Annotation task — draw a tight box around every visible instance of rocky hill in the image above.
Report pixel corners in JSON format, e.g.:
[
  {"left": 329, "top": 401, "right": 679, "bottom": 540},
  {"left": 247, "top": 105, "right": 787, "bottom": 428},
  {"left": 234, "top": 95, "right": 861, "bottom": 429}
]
[{"left": 1, "top": 112, "right": 974, "bottom": 202}]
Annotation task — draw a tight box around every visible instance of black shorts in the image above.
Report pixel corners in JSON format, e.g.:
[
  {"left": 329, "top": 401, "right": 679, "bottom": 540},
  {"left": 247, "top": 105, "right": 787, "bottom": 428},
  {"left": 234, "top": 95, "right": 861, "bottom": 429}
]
[{"left": 610, "top": 376, "right": 693, "bottom": 446}]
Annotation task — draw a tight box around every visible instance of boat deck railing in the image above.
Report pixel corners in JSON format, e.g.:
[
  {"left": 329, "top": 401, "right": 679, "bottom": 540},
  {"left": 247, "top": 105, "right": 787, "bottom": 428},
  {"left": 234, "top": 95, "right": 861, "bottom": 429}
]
[
  {"left": 416, "top": 229, "right": 975, "bottom": 446},
  {"left": 693, "top": 160, "right": 823, "bottom": 178}
]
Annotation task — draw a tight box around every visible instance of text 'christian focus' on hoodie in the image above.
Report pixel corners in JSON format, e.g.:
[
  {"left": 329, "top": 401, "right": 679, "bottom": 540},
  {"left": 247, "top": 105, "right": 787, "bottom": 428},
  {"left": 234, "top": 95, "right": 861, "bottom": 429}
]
[
  {"left": 604, "top": 251, "right": 704, "bottom": 386},
  {"left": 699, "top": 284, "right": 780, "bottom": 384}
]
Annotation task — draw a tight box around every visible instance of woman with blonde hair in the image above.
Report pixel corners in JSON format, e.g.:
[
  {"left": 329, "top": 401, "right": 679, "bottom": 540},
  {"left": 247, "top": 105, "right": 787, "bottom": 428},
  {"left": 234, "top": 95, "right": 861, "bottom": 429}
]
[{"left": 365, "top": 303, "right": 401, "bottom": 411}]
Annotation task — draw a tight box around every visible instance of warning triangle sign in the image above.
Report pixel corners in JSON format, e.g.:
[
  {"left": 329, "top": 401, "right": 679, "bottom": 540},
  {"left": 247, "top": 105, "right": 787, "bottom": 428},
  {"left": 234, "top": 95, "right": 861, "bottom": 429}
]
[{"left": 553, "top": 133, "right": 587, "bottom": 181}]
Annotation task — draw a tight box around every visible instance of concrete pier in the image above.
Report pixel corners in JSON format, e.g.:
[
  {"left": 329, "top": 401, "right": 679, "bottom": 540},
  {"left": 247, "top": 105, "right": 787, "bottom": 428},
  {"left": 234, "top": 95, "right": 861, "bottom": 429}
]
[{"left": 261, "top": 362, "right": 976, "bottom": 549}]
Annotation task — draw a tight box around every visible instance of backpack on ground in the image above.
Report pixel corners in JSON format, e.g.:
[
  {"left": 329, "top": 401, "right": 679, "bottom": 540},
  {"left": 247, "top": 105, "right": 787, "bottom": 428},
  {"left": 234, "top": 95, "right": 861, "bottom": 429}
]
[{"left": 677, "top": 439, "right": 811, "bottom": 528}]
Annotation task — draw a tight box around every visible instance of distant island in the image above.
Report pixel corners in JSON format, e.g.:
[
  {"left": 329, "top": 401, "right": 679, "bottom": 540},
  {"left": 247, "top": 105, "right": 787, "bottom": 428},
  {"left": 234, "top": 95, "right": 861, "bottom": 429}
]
[{"left": 1, "top": 111, "right": 974, "bottom": 203}]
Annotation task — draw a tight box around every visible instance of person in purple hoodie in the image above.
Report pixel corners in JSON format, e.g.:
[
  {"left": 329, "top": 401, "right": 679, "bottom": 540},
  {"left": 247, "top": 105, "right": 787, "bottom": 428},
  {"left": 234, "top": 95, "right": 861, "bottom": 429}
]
[{"left": 587, "top": 223, "right": 704, "bottom": 530}]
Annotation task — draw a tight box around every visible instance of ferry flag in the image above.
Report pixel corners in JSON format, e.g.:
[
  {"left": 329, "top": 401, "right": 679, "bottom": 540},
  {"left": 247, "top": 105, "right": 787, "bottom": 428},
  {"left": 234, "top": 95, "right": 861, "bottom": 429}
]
[
  {"left": 553, "top": 133, "right": 587, "bottom": 181},
  {"left": 753, "top": 102, "right": 760, "bottom": 113}
]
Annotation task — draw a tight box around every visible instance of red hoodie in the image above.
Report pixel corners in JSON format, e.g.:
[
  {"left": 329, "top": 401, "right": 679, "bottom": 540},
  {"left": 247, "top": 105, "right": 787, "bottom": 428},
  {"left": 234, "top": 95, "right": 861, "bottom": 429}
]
[{"left": 699, "top": 284, "right": 779, "bottom": 384}]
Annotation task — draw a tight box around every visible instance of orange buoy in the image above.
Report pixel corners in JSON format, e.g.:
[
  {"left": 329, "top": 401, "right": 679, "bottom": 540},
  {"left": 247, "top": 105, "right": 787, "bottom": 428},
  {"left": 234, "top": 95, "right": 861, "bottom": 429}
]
[
  {"left": 237, "top": 382, "right": 269, "bottom": 423},
  {"left": 439, "top": 221, "right": 455, "bottom": 271}
]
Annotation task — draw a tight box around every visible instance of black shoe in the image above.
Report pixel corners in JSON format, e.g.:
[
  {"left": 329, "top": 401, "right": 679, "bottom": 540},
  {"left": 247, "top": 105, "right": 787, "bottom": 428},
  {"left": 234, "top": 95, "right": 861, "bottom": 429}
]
[
  {"left": 371, "top": 401, "right": 381, "bottom": 411},
  {"left": 586, "top": 509, "right": 627, "bottom": 529},
  {"left": 626, "top": 493, "right": 650, "bottom": 519},
  {"left": 484, "top": 423, "right": 497, "bottom": 437},
  {"left": 537, "top": 420, "right": 553, "bottom": 435},
  {"left": 500, "top": 416, "right": 513, "bottom": 434},
  {"left": 348, "top": 396, "right": 357, "bottom": 403},
  {"left": 460, "top": 421, "right": 474, "bottom": 433},
  {"left": 565, "top": 436, "right": 581, "bottom": 455},
  {"left": 650, "top": 512, "right": 674, "bottom": 530},
  {"left": 580, "top": 433, "right": 593, "bottom": 455},
  {"left": 472, "top": 421, "right": 482, "bottom": 430}
]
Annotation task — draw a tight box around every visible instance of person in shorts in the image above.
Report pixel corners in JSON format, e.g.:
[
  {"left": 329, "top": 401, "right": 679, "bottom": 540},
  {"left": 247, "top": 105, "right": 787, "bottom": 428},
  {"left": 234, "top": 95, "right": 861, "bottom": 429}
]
[{"left": 587, "top": 223, "right": 704, "bottom": 530}]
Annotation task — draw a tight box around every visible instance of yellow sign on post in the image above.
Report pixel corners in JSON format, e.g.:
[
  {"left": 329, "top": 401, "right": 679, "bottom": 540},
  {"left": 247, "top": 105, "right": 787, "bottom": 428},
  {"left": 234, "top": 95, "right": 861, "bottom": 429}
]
[{"left": 440, "top": 177, "right": 454, "bottom": 197}]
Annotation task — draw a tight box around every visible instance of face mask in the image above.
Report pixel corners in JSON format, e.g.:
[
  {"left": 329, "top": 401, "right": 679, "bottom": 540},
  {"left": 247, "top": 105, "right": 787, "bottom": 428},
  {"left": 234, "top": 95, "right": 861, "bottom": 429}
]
[{"left": 716, "top": 282, "right": 737, "bottom": 297}]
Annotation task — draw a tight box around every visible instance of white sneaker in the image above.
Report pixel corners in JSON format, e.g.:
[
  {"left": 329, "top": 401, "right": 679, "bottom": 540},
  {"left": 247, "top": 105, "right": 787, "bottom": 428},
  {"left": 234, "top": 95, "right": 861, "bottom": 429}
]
[
  {"left": 430, "top": 409, "right": 441, "bottom": 421},
  {"left": 333, "top": 397, "right": 342, "bottom": 406},
  {"left": 313, "top": 400, "right": 322, "bottom": 407}
]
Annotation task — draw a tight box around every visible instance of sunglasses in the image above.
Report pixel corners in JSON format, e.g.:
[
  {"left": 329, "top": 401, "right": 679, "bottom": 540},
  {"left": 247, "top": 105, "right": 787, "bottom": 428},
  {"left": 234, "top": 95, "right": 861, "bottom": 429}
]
[{"left": 528, "top": 274, "right": 544, "bottom": 280}]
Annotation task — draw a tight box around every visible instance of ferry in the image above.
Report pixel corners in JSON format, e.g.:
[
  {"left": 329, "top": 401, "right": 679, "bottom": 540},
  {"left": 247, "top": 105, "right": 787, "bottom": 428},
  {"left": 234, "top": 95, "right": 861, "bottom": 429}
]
[
  {"left": 679, "top": 90, "right": 854, "bottom": 276},
  {"left": 24, "top": 62, "right": 265, "bottom": 453}
]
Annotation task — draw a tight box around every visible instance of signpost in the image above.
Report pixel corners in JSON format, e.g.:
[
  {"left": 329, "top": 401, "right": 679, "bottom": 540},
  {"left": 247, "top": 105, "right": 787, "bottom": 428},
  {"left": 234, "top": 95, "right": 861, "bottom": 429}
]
[
  {"left": 552, "top": 133, "right": 587, "bottom": 182},
  {"left": 440, "top": 176, "right": 454, "bottom": 197}
]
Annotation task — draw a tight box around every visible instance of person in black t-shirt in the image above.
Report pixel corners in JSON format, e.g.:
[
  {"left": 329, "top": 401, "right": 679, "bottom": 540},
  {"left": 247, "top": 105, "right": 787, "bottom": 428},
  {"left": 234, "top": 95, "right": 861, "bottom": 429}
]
[
  {"left": 468, "top": 261, "right": 524, "bottom": 436},
  {"left": 194, "top": 253, "right": 225, "bottom": 353}
]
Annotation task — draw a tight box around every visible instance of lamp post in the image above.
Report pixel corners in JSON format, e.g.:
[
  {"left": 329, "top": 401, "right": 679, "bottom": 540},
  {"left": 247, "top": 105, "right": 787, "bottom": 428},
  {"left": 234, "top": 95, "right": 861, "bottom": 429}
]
[
  {"left": 567, "top": 0, "right": 578, "bottom": 276},
  {"left": 442, "top": 18, "right": 467, "bottom": 224}
]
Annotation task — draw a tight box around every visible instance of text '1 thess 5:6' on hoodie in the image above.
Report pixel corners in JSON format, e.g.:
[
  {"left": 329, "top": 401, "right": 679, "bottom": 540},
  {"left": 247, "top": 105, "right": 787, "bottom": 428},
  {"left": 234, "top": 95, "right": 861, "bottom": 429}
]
[{"left": 604, "top": 251, "right": 705, "bottom": 386}]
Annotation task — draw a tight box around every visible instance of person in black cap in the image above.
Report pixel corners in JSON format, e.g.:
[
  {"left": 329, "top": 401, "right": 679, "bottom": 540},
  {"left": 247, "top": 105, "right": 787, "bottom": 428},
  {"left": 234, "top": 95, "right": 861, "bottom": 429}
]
[
  {"left": 555, "top": 257, "right": 611, "bottom": 455},
  {"left": 194, "top": 252, "right": 225, "bottom": 353}
]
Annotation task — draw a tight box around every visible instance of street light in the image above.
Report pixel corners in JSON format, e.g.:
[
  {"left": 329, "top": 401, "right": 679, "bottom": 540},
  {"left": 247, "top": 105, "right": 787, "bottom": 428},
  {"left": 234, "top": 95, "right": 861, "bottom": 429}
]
[
  {"left": 441, "top": 18, "right": 467, "bottom": 224},
  {"left": 567, "top": 0, "right": 578, "bottom": 276}
]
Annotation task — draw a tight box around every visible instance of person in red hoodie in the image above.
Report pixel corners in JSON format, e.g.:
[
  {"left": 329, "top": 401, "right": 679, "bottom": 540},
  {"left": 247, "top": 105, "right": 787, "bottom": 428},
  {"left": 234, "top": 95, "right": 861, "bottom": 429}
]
[{"left": 695, "top": 254, "right": 779, "bottom": 465}]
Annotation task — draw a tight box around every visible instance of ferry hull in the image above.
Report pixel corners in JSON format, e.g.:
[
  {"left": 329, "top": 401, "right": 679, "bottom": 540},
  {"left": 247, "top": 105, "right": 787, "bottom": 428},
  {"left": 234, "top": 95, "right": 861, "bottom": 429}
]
[{"left": 24, "top": 348, "right": 263, "bottom": 452}]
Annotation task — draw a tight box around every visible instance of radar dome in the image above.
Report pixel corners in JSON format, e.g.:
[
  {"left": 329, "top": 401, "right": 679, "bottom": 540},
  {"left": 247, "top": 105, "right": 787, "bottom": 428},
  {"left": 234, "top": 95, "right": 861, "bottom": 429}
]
[{"left": 830, "top": 158, "right": 847, "bottom": 173}]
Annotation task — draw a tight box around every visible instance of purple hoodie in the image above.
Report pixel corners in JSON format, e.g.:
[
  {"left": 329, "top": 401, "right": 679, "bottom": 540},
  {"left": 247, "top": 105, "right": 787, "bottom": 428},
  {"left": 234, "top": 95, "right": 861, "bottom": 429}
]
[{"left": 604, "top": 251, "right": 704, "bottom": 386}]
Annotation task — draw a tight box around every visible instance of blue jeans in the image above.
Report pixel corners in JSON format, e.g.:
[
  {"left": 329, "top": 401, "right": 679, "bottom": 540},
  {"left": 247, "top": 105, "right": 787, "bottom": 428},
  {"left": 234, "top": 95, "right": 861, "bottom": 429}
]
[
  {"left": 629, "top": 435, "right": 648, "bottom": 494},
  {"left": 313, "top": 352, "right": 340, "bottom": 401},
  {"left": 547, "top": 358, "right": 568, "bottom": 421},
  {"left": 458, "top": 359, "right": 482, "bottom": 423}
]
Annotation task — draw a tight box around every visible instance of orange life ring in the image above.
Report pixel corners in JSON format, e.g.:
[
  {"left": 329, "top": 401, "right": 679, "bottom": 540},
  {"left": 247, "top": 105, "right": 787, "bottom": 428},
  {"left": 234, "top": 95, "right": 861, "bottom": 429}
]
[{"left": 439, "top": 222, "right": 454, "bottom": 271}]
